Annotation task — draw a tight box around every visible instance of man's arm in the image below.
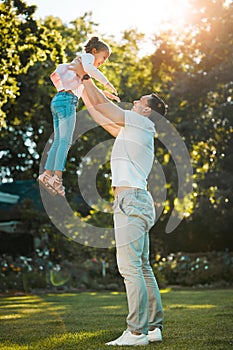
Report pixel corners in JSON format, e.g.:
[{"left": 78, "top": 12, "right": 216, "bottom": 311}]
[
  {"left": 81, "top": 90, "right": 121, "bottom": 138},
  {"left": 75, "top": 62, "right": 125, "bottom": 126},
  {"left": 83, "top": 79, "right": 125, "bottom": 126}
]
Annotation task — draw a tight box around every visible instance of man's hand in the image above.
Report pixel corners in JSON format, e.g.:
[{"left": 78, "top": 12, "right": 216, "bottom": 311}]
[
  {"left": 103, "top": 90, "right": 121, "bottom": 103},
  {"left": 105, "top": 82, "right": 118, "bottom": 95}
]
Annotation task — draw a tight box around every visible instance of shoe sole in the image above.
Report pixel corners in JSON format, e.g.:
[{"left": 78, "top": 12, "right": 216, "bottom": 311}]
[
  {"left": 37, "top": 178, "right": 57, "bottom": 196},
  {"left": 106, "top": 342, "right": 148, "bottom": 346},
  {"left": 106, "top": 340, "right": 149, "bottom": 346}
]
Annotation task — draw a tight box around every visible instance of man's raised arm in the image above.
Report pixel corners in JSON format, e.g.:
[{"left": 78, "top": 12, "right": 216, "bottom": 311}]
[
  {"left": 76, "top": 62, "right": 125, "bottom": 126},
  {"left": 81, "top": 90, "right": 121, "bottom": 138}
]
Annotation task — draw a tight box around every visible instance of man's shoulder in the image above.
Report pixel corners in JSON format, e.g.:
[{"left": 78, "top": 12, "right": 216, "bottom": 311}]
[
  {"left": 124, "top": 110, "right": 142, "bottom": 120},
  {"left": 124, "top": 110, "right": 155, "bottom": 129}
]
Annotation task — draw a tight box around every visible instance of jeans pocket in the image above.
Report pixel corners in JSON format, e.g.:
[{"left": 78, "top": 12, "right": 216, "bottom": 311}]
[{"left": 119, "top": 193, "right": 136, "bottom": 216}]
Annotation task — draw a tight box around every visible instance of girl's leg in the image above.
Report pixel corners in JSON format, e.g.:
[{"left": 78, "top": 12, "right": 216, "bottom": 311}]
[
  {"left": 44, "top": 98, "right": 60, "bottom": 172},
  {"left": 45, "top": 93, "right": 77, "bottom": 173},
  {"left": 53, "top": 102, "right": 76, "bottom": 172},
  {"left": 46, "top": 93, "right": 77, "bottom": 196},
  {"left": 38, "top": 103, "right": 59, "bottom": 193}
]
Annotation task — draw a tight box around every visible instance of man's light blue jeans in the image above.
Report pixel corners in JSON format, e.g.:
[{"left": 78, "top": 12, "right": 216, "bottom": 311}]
[
  {"left": 45, "top": 91, "right": 78, "bottom": 171},
  {"left": 113, "top": 188, "right": 164, "bottom": 335}
]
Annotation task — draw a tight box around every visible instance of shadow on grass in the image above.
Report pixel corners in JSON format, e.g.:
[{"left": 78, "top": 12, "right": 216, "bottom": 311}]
[{"left": 0, "top": 290, "right": 233, "bottom": 349}]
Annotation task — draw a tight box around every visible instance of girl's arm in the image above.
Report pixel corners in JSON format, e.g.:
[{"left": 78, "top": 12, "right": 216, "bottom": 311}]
[
  {"left": 70, "top": 54, "right": 107, "bottom": 84},
  {"left": 70, "top": 54, "right": 117, "bottom": 94},
  {"left": 75, "top": 60, "right": 124, "bottom": 126}
]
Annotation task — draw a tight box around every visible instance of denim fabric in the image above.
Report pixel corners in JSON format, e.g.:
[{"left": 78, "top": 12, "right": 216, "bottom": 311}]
[
  {"left": 45, "top": 92, "right": 78, "bottom": 171},
  {"left": 113, "top": 188, "right": 164, "bottom": 334}
]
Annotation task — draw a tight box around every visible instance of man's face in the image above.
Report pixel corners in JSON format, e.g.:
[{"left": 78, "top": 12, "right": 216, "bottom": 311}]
[{"left": 131, "top": 95, "right": 151, "bottom": 116}]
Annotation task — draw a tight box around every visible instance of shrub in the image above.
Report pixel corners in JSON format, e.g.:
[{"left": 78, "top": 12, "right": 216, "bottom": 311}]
[{"left": 152, "top": 251, "right": 233, "bottom": 287}]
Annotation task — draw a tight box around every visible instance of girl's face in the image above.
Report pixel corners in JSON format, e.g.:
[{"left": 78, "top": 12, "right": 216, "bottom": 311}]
[{"left": 92, "top": 48, "right": 110, "bottom": 67}]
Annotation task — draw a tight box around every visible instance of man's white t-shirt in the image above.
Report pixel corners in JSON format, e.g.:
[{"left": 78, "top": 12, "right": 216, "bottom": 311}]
[{"left": 111, "top": 110, "right": 155, "bottom": 190}]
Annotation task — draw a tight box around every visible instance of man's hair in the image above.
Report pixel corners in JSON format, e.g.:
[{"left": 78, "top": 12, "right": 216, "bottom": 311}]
[{"left": 148, "top": 92, "right": 167, "bottom": 116}]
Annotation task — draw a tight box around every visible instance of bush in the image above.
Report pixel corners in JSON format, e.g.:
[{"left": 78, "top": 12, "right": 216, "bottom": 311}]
[
  {"left": 0, "top": 254, "right": 122, "bottom": 293},
  {"left": 153, "top": 250, "right": 233, "bottom": 287},
  {"left": 1, "top": 251, "right": 232, "bottom": 293}
]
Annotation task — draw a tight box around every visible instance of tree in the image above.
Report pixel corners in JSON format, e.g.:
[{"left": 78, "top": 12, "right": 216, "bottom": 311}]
[
  {"left": 0, "top": 0, "right": 64, "bottom": 127},
  {"left": 1, "top": 0, "right": 232, "bottom": 256},
  {"left": 148, "top": 0, "right": 233, "bottom": 252}
]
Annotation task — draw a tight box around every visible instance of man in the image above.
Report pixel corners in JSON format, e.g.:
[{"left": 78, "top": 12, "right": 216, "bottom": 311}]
[{"left": 77, "top": 64, "right": 166, "bottom": 346}]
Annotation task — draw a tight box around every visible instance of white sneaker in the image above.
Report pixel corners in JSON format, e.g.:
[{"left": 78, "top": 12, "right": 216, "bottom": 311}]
[
  {"left": 148, "top": 328, "right": 162, "bottom": 342},
  {"left": 106, "top": 330, "right": 148, "bottom": 346}
]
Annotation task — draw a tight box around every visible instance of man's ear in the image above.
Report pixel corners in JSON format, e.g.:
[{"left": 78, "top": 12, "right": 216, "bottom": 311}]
[{"left": 143, "top": 106, "right": 151, "bottom": 115}]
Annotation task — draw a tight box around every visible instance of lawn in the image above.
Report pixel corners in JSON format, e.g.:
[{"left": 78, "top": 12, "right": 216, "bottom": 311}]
[{"left": 0, "top": 288, "right": 232, "bottom": 349}]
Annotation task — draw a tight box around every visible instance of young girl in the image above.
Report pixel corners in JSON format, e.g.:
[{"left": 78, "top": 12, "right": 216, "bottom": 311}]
[{"left": 37, "top": 36, "right": 118, "bottom": 197}]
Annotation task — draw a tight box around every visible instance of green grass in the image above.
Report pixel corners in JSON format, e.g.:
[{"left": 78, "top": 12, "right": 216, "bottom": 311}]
[{"left": 0, "top": 289, "right": 233, "bottom": 349}]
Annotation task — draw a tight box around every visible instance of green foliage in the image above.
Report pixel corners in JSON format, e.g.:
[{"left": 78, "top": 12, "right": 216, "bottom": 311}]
[
  {"left": 0, "top": 0, "right": 232, "bottom": 256},
  {"left": 0, "top": 248, "right": 121, "bottom": 293},
  {"left": 0, "top": 0, "right": 64, "bottom": 127},
  {"left": 105, "top": 30, "right": 153, "bottom": 100},
  {"left": 153, "top": 251, "right": 233, "bottom": 287},
  {"left": 1, "top": 249, "right": 232, "bottom": 293},
  {"left": 147, "top": 1, "right": 233, "bottom": 250}
]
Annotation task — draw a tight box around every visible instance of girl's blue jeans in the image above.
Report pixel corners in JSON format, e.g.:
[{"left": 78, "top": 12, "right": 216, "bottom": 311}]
[{"left": 45, "top": 92, "right": 78, "bottom": 171}]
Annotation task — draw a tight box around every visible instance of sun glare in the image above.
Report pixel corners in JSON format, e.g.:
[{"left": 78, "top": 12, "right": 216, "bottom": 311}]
[
  {"left": 26, "top": 0, "right": 194, "bottom": 55},
  {"left": 108, "top": 0, "right": 192, "bottom": 55},
  {"left": 147, "top": 0, "right": 190, "bottom": 30},
  {"left": 117, "top": 0, "right": 191, "bottom": 35}
]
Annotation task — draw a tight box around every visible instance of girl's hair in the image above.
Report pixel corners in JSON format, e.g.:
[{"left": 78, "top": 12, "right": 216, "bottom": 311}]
[{"left": 84, "top": 36, "right": 110, "bottom": 54}]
